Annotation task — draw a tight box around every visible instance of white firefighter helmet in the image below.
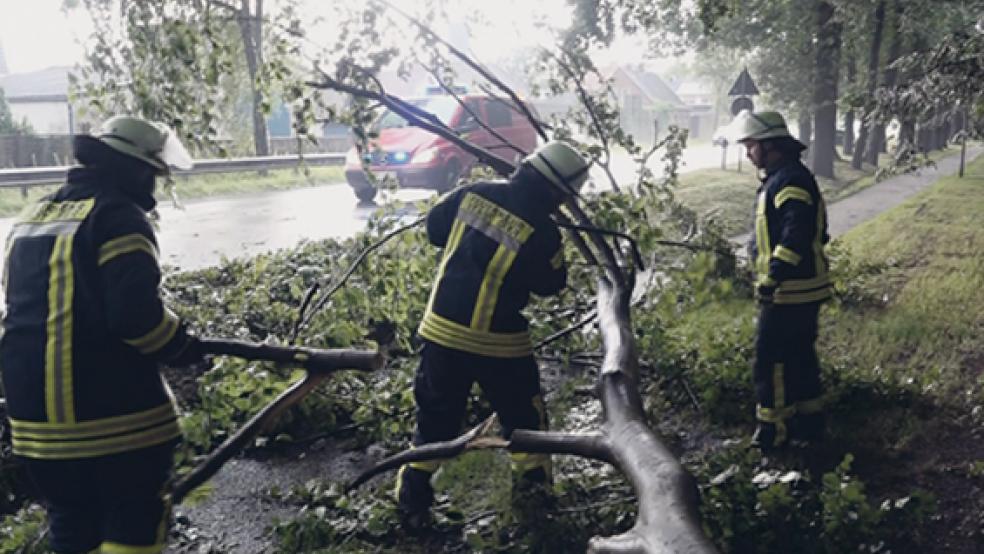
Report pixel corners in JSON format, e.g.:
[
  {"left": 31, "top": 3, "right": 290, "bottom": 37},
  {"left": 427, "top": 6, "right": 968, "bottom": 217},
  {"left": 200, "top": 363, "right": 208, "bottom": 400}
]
[
  {"left": 523, "top": 140, "right": 591, "bottom": 195},
  {"left": 96, "top": 115, "right": 194, "bottom": 174},
  {"left": 728, "top": 110, "right": 796, "bottom": 143}
]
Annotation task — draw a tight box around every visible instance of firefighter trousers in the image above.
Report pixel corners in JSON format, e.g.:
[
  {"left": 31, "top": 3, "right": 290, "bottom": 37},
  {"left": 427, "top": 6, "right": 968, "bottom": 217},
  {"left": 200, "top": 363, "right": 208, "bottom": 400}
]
[
  {"left": 20, "top": 440, "right": 176, "bottom": 554},
  {"left": 753, "top": 302, "right": 824, "bottom": 446},
  {"left": 396, "top": 340, "right": 550, "bottom": 513}
]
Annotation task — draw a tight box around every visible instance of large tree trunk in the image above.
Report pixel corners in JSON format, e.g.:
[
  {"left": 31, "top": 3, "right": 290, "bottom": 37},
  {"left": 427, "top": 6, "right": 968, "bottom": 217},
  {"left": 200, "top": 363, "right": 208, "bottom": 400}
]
[
  {"left": 798, "top": 111, "right": 813, "bottom": 148},
  {"left": 813, "top": 1, "right": 841, "bottom": 178},
  {"left": 799, "top": 111, "right": 814, "bottom": 169},
  {"left": 898, "top": 33, "right": 927, "bottom": 152},
  {"left": 866, "top": 0, "right": 903, "bottom": 165},
  {"left": 843, "top": 55, "right": 856, "bottom": 155},
  {"left": 852, "top": 0, "right": 886, "bottom": 170},
  {"left": 238, "top": 0, "right": 270, "bottom": 158}
]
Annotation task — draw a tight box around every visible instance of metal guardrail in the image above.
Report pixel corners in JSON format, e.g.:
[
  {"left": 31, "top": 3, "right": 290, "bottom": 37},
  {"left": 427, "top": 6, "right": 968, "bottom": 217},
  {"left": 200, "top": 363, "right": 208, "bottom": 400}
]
[{"left": 0, "top": 152, "right": 347, "bottom": 189}]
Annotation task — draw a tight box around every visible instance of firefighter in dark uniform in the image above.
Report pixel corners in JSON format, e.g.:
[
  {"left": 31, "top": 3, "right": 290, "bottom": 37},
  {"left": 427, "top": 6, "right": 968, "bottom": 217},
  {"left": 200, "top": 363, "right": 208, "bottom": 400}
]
[
  {"left": 1, "top": 115, "right": 205, "bottom": 553},
  {"left": 733, "top": 110, "right": 832, "bottom": 451},
  {"left": 395, "top": 140, "right": 590, "bottom": 526}
]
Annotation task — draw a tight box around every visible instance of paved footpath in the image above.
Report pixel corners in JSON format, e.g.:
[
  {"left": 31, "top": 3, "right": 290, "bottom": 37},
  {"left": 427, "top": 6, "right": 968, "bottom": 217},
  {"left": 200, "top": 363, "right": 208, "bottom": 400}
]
[{"left": 733, "top": 146, "right": 983, "bottom": 248}]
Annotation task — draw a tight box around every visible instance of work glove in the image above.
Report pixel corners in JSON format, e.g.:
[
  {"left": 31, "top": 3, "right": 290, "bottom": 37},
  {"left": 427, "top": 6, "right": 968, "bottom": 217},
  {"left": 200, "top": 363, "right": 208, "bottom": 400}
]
[
  {"left": 166, "top": 335, "right": 207, "bottom": 368},
  {"left": 755, "top": 278, "right": 777, "bottom": 304}
]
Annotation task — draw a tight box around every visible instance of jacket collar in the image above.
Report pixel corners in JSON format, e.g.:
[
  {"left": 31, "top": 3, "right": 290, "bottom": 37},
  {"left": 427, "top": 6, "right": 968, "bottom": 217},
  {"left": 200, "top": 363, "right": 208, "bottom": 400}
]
[
  {"left": 762, "top": 157, "right": 802, "bottom": 182},
  {"left": 67, "top": 166, "right": 158, "bottom": 212}
]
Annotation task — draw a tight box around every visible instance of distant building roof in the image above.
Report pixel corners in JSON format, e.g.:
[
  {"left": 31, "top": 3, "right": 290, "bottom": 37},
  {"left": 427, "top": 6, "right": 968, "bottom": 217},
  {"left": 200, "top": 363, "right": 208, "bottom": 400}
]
[
  {"left": 675, "top": 80, "right": 712, "bottom": 97},
  {"left": 610, "top": 66, "right": 684, "bottom": 107},
  {"left": 0, "top": 66, "right": 72, "bottom": 100}
]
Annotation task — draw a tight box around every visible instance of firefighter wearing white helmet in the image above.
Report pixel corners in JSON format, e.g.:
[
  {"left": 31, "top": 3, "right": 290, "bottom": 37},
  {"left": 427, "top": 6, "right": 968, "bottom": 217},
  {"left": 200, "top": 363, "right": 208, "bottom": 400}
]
[
  {"left": 96, "top": 115, "right": 194, "bottom": 174},
  {"left": 1, "top": 115, "right": 203, "bottom": 553},
  {"left": 730, "top": 109, "right": 832, "bottom": 452},
  {"left": 395, "top": 141, "right": 586, "bottom": 530},
  {"left": 523, "top": 139, "right": 591, "bottom": 197}
]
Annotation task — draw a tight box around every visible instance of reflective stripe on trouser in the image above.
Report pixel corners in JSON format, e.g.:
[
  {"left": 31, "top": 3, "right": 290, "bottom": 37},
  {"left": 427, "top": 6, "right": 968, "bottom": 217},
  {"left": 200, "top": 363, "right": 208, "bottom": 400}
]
[
  {"left": 753, "top": 302, "right": 823, "bottom": 447},
  {"left": 509, "top": 395, "right": 552, "bottom": 479}
]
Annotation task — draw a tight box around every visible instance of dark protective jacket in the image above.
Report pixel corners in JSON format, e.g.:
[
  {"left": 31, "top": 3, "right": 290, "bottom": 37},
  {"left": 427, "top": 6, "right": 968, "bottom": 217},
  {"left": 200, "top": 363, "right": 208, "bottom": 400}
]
[
  {"left": 1, "top": 166, "right": 193, "bottom": 460},
  {"left": 750, "top": 158, "right": 832, "bottom": 304},
  {"left": 417, "top": 180, "right": 567, "bottom": 358}
]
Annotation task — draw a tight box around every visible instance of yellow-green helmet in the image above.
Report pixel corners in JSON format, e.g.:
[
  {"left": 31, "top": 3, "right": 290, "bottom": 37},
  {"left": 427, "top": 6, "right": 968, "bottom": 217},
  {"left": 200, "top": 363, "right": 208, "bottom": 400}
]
[
  {"left": 523, "top": 140, "right": 591, "bottom": 195},
  {"left": 730, "top": 110, "right": 795, "bottom": 143},
  {"left": 96, "top": 115, "right": 193, "bottom": 174}
]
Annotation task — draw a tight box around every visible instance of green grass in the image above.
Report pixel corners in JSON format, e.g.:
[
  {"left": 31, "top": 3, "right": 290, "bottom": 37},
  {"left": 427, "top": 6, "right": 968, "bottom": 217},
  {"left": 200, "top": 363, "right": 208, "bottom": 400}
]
[
  {"left": 674, "top": 167, "right": 759, "bottom": 236},
  {"left": 674, "top": 147, "right": 963, "bottom": 236},
  {"left": 824, "top": 154, "right": 984, "bottom": 401},
  {"left": 0, "top": 165, "right": 345, "bottom": 218}
]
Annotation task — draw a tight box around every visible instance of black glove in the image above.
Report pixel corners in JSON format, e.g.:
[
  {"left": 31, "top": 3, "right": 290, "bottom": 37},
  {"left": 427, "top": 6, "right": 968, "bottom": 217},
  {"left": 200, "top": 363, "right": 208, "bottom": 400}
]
[
  {"left": 756, "top": 280, "right": 777, "bottom": 304},
  {"left": 166, "top": 335, "right": 207, "bottom": 368}
]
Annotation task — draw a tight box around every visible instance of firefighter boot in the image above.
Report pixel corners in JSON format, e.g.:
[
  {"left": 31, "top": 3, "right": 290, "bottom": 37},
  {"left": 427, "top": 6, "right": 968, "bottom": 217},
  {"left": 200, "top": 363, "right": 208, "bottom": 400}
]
[{"left": 394, "top": 465, "right": 434, "bottom": 533}]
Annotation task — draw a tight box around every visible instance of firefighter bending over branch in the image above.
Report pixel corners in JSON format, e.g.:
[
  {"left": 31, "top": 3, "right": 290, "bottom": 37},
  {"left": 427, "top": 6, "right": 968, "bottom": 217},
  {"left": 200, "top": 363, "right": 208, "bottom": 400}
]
[
  {"left": 395, "top": 140, "right": 591, "bottom": 528},
  {"left": 732, "top": 110, "right": 832, "bottom": 452},
  {"left": 1, "top": 116, "right": 206, "bottom": 553}
]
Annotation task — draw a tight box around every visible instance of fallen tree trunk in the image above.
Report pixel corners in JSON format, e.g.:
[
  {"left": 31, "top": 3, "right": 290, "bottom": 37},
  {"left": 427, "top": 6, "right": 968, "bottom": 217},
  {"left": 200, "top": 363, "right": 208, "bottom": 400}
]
[
  {"left": 351, "top": 277, "right": 717, "bottom": 553},
  {"left": 170, "top": 339, "right": 384, "bottom": 504}
]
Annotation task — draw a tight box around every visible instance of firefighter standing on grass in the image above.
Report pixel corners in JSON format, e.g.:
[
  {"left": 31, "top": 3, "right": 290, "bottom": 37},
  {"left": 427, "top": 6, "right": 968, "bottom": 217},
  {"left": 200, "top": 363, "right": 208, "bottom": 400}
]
[
  {"left": 732, "top": 110, "right": 832, "bottom": 451},
  {"left": 0, "top": 116, "right": 205, "bottom": 553},
  {"left": 395, "top": 140, "right": 590, "bottom": 527}
]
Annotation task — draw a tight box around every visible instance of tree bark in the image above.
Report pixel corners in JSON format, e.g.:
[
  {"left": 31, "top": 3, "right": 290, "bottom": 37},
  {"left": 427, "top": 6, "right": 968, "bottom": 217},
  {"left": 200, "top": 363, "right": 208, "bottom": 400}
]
[
  {"left": 843, "top": 55, "right": 856, "bottom": 155},
  {"left": 852, "top": 0, "right": 886, "bottom": 170},
  {"left": 866, "top": 0, "right": 903, "bottom": 165},
  {"left": 238, "top": 0, "right": 270, "bottom": 158},
  {"left": 812, "top": 1, "right": 840, "bottom": 178},
  {"left": 798, "top": 112, "right": 813, "bottom": 148}
]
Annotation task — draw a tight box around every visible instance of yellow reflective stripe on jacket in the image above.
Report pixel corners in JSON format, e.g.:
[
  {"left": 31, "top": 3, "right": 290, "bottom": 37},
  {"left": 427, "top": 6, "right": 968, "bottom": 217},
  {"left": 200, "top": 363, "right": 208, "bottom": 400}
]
[
  {"left": 98, "top": 233, "right": 158, "bottom": 266},
  {"left": 19, "top": 198, "right": 95, "bottom": 224},
  {"left": 773, "top": 186, "right": 813, "bottom": 208},
  {"left": 776, "top": 275, "right": 830, "bottom": 292},
  {"left": 772, "top": 244, "right": 802, "bottom": 265},
  {"left": 18, "top": 199, "right": 96, "bottom": 424},
  {"left": 9, "top": 402, "right": 176, "bottom": 439},
  {"left": 754, "top": 191, "right": 771, "bottom": 275},
  {"left": 424, "top": 220, "right": 467, "bottom": 317},
  {"left": 7, "top": 221, "right": 83, "bottom": 242},
  {"left": 472, "top": 245, "right": 518, "bottom": 330},
  {"left": 100, "top": 541, "right": 165, "bottom": 554},
  {"left": 774, "top": 286, "right": 833, "bottom": 304},
  {"left": 796, "top": 396, "right": 824, "bottom": 414},
  {"left": 457, "top": 193, "right": 533, "bottom": 331},
  {"left": 549, "top": 249, "right": 564, "bottom": 270},
  {"left": 457, "top": 192, "right": 533, "bottom": 249},
  {"left": 11, "top": 417, "right": 180, "bottom": 460},
  {"left": 45, "top": 234, "right": 76, "bottom": 424},
  {"left": 418, "top": 312, "right": 533, "bottom": 358},
  {"left": 756, "top": 404, "right": 795, "bottom": 422},
  {"left": 123, "top": 308, "right": 180, "bottom": 355}
]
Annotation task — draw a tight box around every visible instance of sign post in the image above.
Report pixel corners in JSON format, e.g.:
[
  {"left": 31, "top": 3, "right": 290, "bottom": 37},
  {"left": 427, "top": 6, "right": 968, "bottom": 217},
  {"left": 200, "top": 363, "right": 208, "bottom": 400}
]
[{"left": 725, "top": 67, "right": 760, "bottom": 172}]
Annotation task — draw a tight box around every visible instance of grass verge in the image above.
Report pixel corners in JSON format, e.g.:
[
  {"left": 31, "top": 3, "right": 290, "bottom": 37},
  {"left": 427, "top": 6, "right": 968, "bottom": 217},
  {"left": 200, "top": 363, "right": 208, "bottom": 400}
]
[{"left": 674, "top": 146, "right": 963, "bottom": 236}]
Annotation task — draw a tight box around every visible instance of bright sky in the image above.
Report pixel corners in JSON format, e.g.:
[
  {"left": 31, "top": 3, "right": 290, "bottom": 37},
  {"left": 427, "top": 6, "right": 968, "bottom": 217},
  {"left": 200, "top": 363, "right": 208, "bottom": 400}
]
[
  {"left": 0, "top": 0, "right": 674, "bottom": 75},
  {"left": 0, "top": 0, "right": 91, "bottom": 73}
]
